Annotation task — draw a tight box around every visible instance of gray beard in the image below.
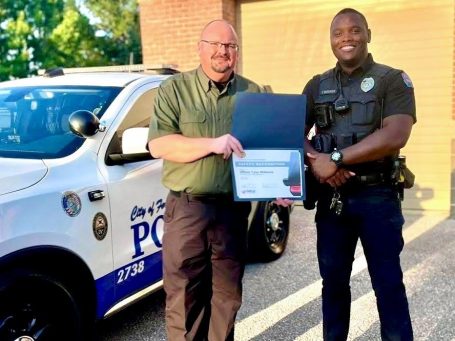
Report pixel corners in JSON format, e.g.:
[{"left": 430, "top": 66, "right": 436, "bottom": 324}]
[{"left": 211, "top": 64, "right": 231, "bottom": 73}]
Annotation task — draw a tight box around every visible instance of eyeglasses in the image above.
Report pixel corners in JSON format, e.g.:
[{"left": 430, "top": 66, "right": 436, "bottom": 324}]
[{"left": 200, "top": 40, "right": 239, "bottom": 51}]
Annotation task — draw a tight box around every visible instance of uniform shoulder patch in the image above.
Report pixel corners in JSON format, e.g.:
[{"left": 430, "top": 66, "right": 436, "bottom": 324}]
[{"left": 401, "top": 72, "right": 413, "bottom": 88}]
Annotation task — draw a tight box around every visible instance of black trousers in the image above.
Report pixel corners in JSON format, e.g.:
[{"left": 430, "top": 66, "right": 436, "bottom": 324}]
[
  {"left": 315, "top": 185, "right": 413, "bottom": 341},
  {"left": 162, "top": 191, "right": 251, "bottom": 341}
]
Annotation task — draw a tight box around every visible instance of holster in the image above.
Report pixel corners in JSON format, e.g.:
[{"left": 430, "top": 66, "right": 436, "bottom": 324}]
[
  {"left": 402, "top": 166, "right": 415, "bottom": 189},
  {"left": 391, "top": 155, "right": 415, "bottom": 200}
]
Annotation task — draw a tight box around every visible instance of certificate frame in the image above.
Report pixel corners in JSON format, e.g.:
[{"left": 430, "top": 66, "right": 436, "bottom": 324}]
[{"left": 231, "top": 148, "right": 306, "bottom": 201}]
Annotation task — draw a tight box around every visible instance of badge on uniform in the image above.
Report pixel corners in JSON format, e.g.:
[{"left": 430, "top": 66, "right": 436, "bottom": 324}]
[
  {"left": 360, "top": 77, "right": 375, "bottom": 92},
  {"left": 401, "top": 72, "right": 413, "bottom": 88}
]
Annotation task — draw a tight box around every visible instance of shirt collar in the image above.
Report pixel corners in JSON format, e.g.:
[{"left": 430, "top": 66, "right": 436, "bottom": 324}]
[
  {"left": 196, "top": 66, "right": 236, "bottom": 93},
  {"left": 335, "top": 53, "right": 374, "bottom": 77}
]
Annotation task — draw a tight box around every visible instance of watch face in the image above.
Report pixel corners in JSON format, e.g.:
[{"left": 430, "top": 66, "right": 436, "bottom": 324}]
[
  {"left": 331, "top": 150, "right": 343, "bottom": 166},
  {"left": 332, "top": 151, "right": 341, "bottom": 161}
]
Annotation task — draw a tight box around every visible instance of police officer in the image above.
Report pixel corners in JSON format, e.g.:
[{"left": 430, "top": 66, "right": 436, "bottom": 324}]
[
  {"left": 303, "top": 8, "right": 416, "bottom": 340},
  {"left": 148, "top": 20, "right": 263, "bottom": 341}
]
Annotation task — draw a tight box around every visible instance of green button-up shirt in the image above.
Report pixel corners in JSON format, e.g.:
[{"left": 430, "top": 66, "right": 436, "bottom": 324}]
[{"left": 148, "top": 66, "right": 263, "bottom": 195}]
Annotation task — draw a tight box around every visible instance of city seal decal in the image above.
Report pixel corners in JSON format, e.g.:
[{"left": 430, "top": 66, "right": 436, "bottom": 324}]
[
  {"left": 61, "top": 191, "right": 82, "bottom": 217},
  {"left": 93, "top": 212, "right": 108, "bottom": 241},
  {"left": 360, "top": 77, "right": 375, "bottom": 92}
]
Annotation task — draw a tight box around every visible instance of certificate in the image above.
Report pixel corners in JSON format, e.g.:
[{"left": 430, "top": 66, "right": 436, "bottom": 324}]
[
  {"left": 231, "top": 149, "right": 305, "bottom": 201},
  {"left": 230, "top": 92, "right": 306, "bottom": 201}
]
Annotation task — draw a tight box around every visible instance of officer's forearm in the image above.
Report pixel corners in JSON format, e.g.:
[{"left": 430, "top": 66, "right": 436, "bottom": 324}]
[
  {"left": 341, "top": 114, "right": 413, "bottom": 165},
  {"left": 148, "top": 134, "right": 214, "bottom": 163}
]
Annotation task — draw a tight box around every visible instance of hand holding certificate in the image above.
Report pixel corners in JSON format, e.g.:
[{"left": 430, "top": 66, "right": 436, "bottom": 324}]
[{"left": 231, "top": 92, "right": 306, "bottom": 201}]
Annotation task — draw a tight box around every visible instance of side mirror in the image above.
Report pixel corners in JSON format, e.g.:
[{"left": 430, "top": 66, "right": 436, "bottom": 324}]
[
  {"left": 122, "top": 127, "right": 149, "bottom": 154},
  {"left": 106, "top": 127, "right": 153, "bottom": 165},
  {"left": 69, "top": 110, "right": 100, "bottom": 137}
]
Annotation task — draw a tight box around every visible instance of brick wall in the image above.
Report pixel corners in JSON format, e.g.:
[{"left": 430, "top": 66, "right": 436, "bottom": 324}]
[{"left": 139, "top": 0, "right": 237, "bottom": 72}]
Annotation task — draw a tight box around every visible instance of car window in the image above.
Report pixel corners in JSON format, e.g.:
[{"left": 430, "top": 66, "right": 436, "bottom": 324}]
[
  {"left": 117, "top": 88, "right": 157, "bottom": 135},
  {"left": 107, "top": 88, "right": 157, "bottom": 156},
  {"left": 0, "top": 86, "right": 121, "bottom": 159}
]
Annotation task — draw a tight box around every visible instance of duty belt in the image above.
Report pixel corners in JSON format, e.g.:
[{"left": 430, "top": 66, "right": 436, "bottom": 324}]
[{"left": 353, "top": 172, "right": 388, "bottom": 186}]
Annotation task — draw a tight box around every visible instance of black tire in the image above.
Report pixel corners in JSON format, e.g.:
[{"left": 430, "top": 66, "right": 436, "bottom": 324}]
[
  {"left": 0, "top": 269, "right": 89, "bottom": 341},
  {"left": 248, "top": 201, "right": 290, "bottom": 262}
]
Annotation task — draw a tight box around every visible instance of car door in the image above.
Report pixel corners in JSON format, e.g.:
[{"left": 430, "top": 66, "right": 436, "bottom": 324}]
[{"left": 99, "top": 83, "right": 168, "bottom": 305}]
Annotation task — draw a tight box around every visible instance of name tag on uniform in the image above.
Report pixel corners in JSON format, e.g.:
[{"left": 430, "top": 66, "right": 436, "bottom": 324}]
[{"left": 320, "top": 89, "right": 337, "bottom": 95}]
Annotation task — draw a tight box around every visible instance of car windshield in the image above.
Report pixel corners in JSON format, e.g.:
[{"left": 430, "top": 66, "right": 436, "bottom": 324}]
[{"left": 0, "top": 86, "right": 121, "bottom": 159}]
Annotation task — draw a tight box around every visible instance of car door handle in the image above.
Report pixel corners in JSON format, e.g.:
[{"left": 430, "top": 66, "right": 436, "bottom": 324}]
[{"left": 88, "top": 190, "right": 105, "bottom": 201}]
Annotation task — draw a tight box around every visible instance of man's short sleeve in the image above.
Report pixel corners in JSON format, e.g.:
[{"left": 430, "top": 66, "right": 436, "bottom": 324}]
[
  {"left": 383, "top": 71, "right": 416, "bottom": 123},
  {"left": 148, "top": 81, "right": 181, "bottom": 142}
]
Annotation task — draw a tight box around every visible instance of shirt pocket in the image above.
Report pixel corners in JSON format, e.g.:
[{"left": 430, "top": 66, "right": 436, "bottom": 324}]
[
  {"left": 350, "top": 93, "right": 378, "bottom": 126},
  {"left": 180, "top": 108, "right": 207, "bottom": 137},
  {"left": 314, "top": 94, "right": 338, "bottom": 106}
]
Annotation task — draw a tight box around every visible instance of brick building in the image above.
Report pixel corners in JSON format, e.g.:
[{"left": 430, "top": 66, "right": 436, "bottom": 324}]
[{"left": 139, "top": 0, "right": 455, "bottom": 215}]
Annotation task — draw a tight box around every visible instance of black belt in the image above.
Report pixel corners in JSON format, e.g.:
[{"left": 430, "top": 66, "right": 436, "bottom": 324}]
[
  {"left": 169, "top": 190, "right": 232, "bottom": 202},
  {"left": 352, "top": 172, "right": 390, "bottom": 186}
]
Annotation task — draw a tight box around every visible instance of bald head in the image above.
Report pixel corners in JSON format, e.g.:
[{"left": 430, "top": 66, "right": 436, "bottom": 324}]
[
  {"left": 198, "top": 20, "right": 239, "bottom": 82},
  {"left": 200, "top": 20, "right": 238, "bottom": 42}
]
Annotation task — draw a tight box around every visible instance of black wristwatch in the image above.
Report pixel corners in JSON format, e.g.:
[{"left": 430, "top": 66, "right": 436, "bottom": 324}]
[{"left": 330, "top": 149, "right": 343, "bottom": 167}]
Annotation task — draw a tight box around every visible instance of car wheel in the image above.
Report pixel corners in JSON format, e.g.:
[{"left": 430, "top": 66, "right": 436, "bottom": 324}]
[
  {"left": 248, "top": 201, "right": 290, "bottom": 262},
  {"left": 0, "top": 269, "right": 88, "bottom": 341}
]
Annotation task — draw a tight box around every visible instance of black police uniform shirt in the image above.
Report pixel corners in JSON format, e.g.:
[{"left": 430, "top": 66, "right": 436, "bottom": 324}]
[{"left": 303, "top": 53, "right": 416, "bottom": 133}]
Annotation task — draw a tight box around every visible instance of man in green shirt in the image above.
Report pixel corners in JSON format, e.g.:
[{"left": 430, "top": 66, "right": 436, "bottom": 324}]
[{"left": 148, "top": 19, "right": 262, "bottom": 341}]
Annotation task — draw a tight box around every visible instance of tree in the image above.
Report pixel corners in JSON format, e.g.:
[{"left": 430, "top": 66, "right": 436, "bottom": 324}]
[
  {"left": 45, "top": 6, "right": 105, "bottom": 69},
  {"left": 0, "top": 0, "right": 142, "bottom": 80},
  {"left": 0, "top": 0, "right": 69, "bottom": 80},
  {"left": 84, "top": 0, "right": 142, "bottom": 65},
  {"left": 0, "top": 10, "right": 31, "bottom": 79}
]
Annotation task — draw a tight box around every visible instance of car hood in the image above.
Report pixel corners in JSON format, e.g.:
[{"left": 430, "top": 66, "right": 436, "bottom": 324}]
[{"left": 0, "top": 158, "right": 48, "bottom": 195}]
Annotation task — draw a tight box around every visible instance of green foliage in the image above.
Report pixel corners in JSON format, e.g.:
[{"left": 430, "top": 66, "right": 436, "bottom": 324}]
[
  {"left": 0, "top": 11, "right": 31, "bottom": 79},
  {"left": 46, "top": 8, "right": 105, "bottom": 68},
  {"left": 0, "top": 0, "right": 142, "bottom": 80},
  {"left": 84, "top": 0, "right": 142, "bottom": 65}
]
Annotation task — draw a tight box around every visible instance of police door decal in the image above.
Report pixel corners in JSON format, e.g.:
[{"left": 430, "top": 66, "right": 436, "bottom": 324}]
[{"left": 130, "top": 199, "right": 165, "bottom": 259}]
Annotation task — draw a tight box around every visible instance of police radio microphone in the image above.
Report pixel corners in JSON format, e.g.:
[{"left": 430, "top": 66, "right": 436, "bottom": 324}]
[
  {"left": 334, "top": 73, "right": 350, "bottom": 113},
  {"left": 334, "top": 96, "right": 349, "bottom": 112}
]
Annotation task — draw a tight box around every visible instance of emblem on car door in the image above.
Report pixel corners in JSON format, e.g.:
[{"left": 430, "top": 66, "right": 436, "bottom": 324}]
[
  {"left": 61, "top": 191, "right": 82, "bottom": 217},
  {"left": 93, "top": 212, "right": 108, "bottom": 240}
]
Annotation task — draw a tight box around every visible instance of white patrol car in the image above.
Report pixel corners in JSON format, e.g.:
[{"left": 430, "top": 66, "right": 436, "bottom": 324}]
[{"left": 0, "top": 65, "right": 292, "bottom": 341}]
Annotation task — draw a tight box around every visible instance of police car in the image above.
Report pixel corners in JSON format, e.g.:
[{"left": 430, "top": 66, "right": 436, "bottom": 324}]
[{"left": 0, "top": 65, "right": 292, "bottom": 341}]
